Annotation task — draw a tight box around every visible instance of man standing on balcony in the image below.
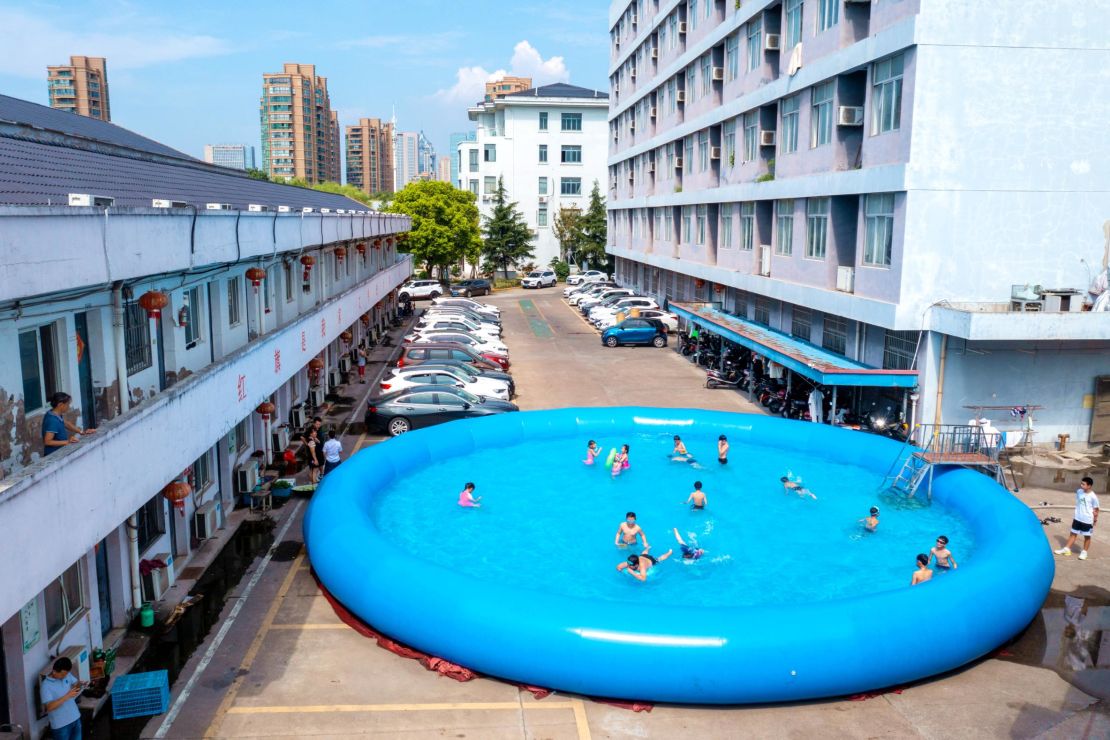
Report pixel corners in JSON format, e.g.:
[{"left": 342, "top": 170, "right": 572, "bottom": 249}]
[{"left": 42, "top": 392, "right": 96, "bottom": 457}]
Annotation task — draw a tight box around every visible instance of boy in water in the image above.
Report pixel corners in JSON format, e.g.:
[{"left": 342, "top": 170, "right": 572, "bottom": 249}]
[
  {"left": 781, "top": 476, "right": 817, "bottom": 500},
  {"left": 860, "top": 506, "right": 879, "bottom": 532},
  {"left": 686, "top": 481, "right": 707, "bottom": 510},
  {"left": 457, "top": 482, "right": 481, "bottom": 508},
  {"left": 930, "top": 535, "right": 958, "bottom": 569},
  {"left": 615, "top": 512, "right": 649, "bottom": 549},
  {"left": 911, "top": 553, "right": 933, "bottom": 585},
  {"left": 671, "top": 435, "right": 691, "bottom": 461},
  {"left": 672, "top": 528, "right": 704, "bottom": 561},
  {"left": 616, "top": 550, "right": 673, "bottom": 581},
  {"left": 717, "top": 435, "right": 729, "bottom": 465}
]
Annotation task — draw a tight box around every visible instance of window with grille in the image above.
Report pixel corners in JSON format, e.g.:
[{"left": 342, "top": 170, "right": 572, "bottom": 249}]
[
  {"left": 775, "top": 199, "right": 794, "bottom": 255},
  {"left": 806, "top": 197, "right": 830, "bottom": 259},
  {"left": 754, "top": 297, "right": 771, "bottom": 326},
  {"left": 124, "top": 300, "right": 152, "bottom": 375},
  {"left": 822, "top": 315, "right": 848, "bottom": 355},
  {"left": 193, "top": 448, "right": 213, "bottom": 492},
  {"left": 135, "top": 494, "right": 166, "bottom": 554},
  {"left": 740, "top": 202, "right": 755, "bottom": 251},
  {"left": 228, "top": 277, "right": 242, "bottom": 326},
  {"left": 791, "top": 307, "right": 812, "bottom": 341},
  {"left": 883, "top": 330, "right": 918, "bottom": 370}
]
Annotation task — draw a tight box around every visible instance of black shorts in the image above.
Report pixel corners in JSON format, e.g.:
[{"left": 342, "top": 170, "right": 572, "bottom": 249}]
[
  {"left": 1071, "top": 519, "right": 1093, "bottom": 536},
  {"left": 718, "top": 457, "right": 727, "bottom": 465}
]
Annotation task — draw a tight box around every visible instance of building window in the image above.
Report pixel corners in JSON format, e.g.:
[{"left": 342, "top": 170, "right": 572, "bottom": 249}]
[
  {"left": 468, "top": 149, "right": 478, "bottom": 171},
  {"left": 184, "top": 286, "right": 203, "bottom": 348},
  {"left": 135, "top": 495, "right": 166, "bottom": 554},
  {"left": 227, "top": 416, "right": 250, "bottom": 454},
  {"left": 721, "top": 204, "right": 734, "bottom": 249},
  {"left": 754, "top": 297, "right": 771, "bottom": 326},
  {"left": 780, "top": 94, "right": 800, "bottom": 153},
  {"left": 872, "top": 53, "right": 905, "bottom": 134},
  {"left": 684, "top": 135, "right": 694, "bottom": 171},
  {"left": 823, "top": 315, "right": 848, "bottom": 355},
  {"left": 665, "top": 141, "right": 675, "bottom": 172},
  {"left": 227, "top": 277, "right": 242, "bottom": 326},
  {"left": 539, "top": 111, "right": 548, "bottom": 130},
  {"left": 538, "top": 144, "right": 548, "bottom": 163},
  {"left": 747, "top": 16, "right": 763, "bottom": 71},
  {"left": 468, "top": 179, "right": 479, "bottom": 194},
  {"left": 685, "top": 65, "right": 697, "bottom": 104},
  {"left": 664, "top": 208, "right": 674, "bottom": 240},
  {"left": 283, "top": 262, "right": 294, "bottom": 301},
  {"left": 560, "top": 177, "right": 582, "bottom": 196},
  {"left": 18, "top": 323, "right": 60, "bottom": 413},
  {"left": 864, "top": 193, "right": 895, "bottom": 266},
  {"left": 538, "top": 206, "right": 548, "bottom": 227},
  {"left": 723, "top": 119, "right": 737, "bottom": 164},
  {"left": 775, "top": 199, "right": 794, "bottom": 256},
  {"left": 667, "top": 78, "right": 677, "bottom": 114},
  {"left": 538, "top": 177, "right": 548, "bottom": 195},
  {"left": 561, "top": 145, "right": 582, "bottom": 164},
  {"left": 726, "top": 33, "right": 740, "bottom": 81},
  {"left": 483, "top": 144, "right": 496, "bottom": 162},
  {"left": 483, "top": 176, "right": 497, "bottom": 194},
  {"left": 811, "top": 81, "right": 835, "bottom": 148},
  {"left": 681, "top": 206, "right": 693, "bottom": 242},
  {"left": 805, "top": 197, "right": 830, "bottom": 259},
  {"left": 791, "top": 307, "right": 812, "bottom": 341},
  {"left": 701, "top": 54, "right": 712, "bottom": 95},
  {"left": 785, "top": 0, "right": 804, "bottom": 48},
  {"left": 883, "top": 330, "right": 918, "bottom": 370},
  {"left": 696, "top": 204, "right": 707, "bottom": 245},
  {"left": 561, "top": 113, "right": 582, "bottom": 131},
  {"left": 689, "top": 0, "right": 698, "bottom": 30},
  {"left": 743, "top": 111, "right": 758, "bottom": 162},
  {"left": 818, "top": 0, "right": 839, "bottom": 31},
  {"left": 44, "top": 560, "right": 85, "bottom": 638},
  {"left": 698, "top": 130, "right": 709, "bottom": 170},
  {"left": 124, "top": 301, "right": 153, "bottom": 375},
  {"left": 740, "top": 202, "right": 755, "bottom": 251},
  {"left": 193, "top": 449, "right": 213, "bottom": 492}
]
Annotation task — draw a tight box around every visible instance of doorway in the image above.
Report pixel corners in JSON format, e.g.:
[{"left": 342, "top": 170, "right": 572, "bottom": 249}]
[
  {"left": 95, "top": 538, "right": 112, "bottom": 636},
  {"left": 1092, "top": 375, "right": 1110, "bottom": 443},
  {"left": 75, "top": 312, "right": 96, "bottom": 430}
]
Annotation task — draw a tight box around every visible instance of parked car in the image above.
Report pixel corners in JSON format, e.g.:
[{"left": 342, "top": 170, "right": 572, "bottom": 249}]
[
  {"left": 431, "top": 296, "right": 501, "bottom": 318},
  {"left": 409, "top": 330, "right": 509, "bottom": 356},
  {"left": 587, "top": 296, "right": 659, "bottom": 324},
  {"left": 396, "top": 343, "right": 504, "bottom": 373},
  {"left": 579, "top": 288, "right": 635, "bottom": 313},
  {"left": 521, "top": 269, "right": 558, "bottom": 289},
  {"left": 449, "top": 278, "right": 492, "bottom": 297},
  {"left": 595, "top": 308, "right": 678, "bottom": 332},
  {"left": 414, "top": 316, "right": 501, "bottom": 339},
  {"left": 406, "top": 338, "right": 511, "bottom": 371},
  {"left": 366, "top": 385, "right": 518, "bottom": 437},
  {"left": 567, "top": 283, "right": 619, "bottom": 305},
  {"left": 423, "top": 305, "right": 501, "bottom": 326},
  {"left": 398, "top": 279, "right": 445, "bottom": 301},
  {"left": 565, "top": 269, "right": 608, "bottom": 286},
  {"left": 394, "top": 359, "right": 514, "bottom": 397},
  {"left": 381, "top": 366, "right": 511, "bottom": 400},
  {"left": 601, "top": 318, "right": 669, "bottom": 348},
  {"left": 564, "top": 279, "right": 616, "bottom": 299}
]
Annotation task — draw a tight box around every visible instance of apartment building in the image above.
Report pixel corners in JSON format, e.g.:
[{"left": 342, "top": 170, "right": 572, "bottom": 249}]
[
  {"left": 203, "top": 143, "right": 257, "bottom": 170},
  {"left": 260, "top": 63, "right": 342, "bottom": 183},
  {"left": 394, "top": 131, "right": 420, "bottom": 190},
  {"left": 436, "top": 157, "right": 451, "bottom": 183},
  {"left": 606, "top": 0, "right": 1110, "bottom": 441},
  {"left": 47, "top": 56, "right": 111, "bottom": 121},
  {"left": 346, "top": 117, "right": 395, "bottom": 194},
  {"left": 463, "top": 83, "right": 610, "bottom": 267},
  {"left": 484, "top": 76, "right": 533, "bottom": 102},
  {"left": 449, "top": 131, "right": 477, "bottom": 186},
  {"left": 0, "top": 94, "right": 411, "bottom": 734}
]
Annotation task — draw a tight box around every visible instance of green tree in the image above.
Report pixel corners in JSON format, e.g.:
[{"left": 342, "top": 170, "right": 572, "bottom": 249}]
[
  {"left": 246, "top": 167, "right": 271, "bottom": 181},
  {"left": 385, "top": 181, "right": 481, "bottom": 279},
  {"left": 310, "top": 181, "right": 374, "bottom": 205},
  {"left": 481, "top": 178, "right": 535, "bottom": 278},
  {"left": 578, "top": 180, "right": 609, "bottom": 270},
  {"left": 553, "top": 206, "right": 585, "bottom": 264}
]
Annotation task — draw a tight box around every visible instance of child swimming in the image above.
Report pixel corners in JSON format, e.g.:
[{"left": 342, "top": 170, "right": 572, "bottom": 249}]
[
  {"left": 616, "top": 550, "right": 673, "bottom": 581},
  {"left": 686, "top": 481, "right": 707, "bottom": 510},
  {"left": 457, "top": 482, "right": 481, "bottom": 508},
  {"left": 612, "top": 444, "right": 629, "bottom": 477},
  {"left": 930, "top": 535, "right": 958, "bottom": 569},
  {"left": 672, "top": 528, "right": 705, "bottom": 561},
  {"left": 717, "top": 435, "right": 729, "bottom": 465},
  {"left": 781, "top": 475, "right": 817, "bottom": 500},
  {"left": 583, "top": 440, "right": 601, "bottom": 465},
  {"left": 911, "top": 553, "right": 933, "bottom": 585},
  {"left": 860, "top": 506, "right": 879, "bottom": 532}
]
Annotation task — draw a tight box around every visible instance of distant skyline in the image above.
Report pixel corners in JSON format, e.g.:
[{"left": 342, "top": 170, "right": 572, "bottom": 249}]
[{"left": 0, "top": 0, "right": 609, "bottom": 174}]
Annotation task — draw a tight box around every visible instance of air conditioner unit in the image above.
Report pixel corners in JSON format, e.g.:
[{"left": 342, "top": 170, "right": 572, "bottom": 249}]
[
  {"left": 538, "top": 195, "right": 548, "bottom": 203},
  {"left": 68, "top": 193, "right": 115, "bottom": 207},
  {"left": 630, "top": 68, "right": 637, "bottom": 80},
  {"left": 765, "top": 34, "right": 781, "bottom": 51},
  {"left": 277, "top": 205, "right": 292, "bottom": 212},
  {"left": 248, "top": 204, "right": 269, "bottom": 212},
  {"left": 647, "top": 162, "right": 656, "bottom": 174},
  {"left": 710, "top": 146, "right": 722, "bottom": 160},
  {"left": 630, "top": 121, "right": 636, "bottom": 132},
  {"left": 309, "top": 385, "right": 326, "bottom": 407},
  {"left": 676, "top": 90, "right": 687, "bottom": 103},
  {"left": 271, "top": 425, "right": 291, "bottom": 453},
  {"left": 760, "top": 130, "right": 777, "bottom": 147},
  {"left": 712, "top": 67, "right": 725, "bottom": 81},
  {"left": 320, "top": 208, "right": 332, "bottom": 214},
  {"left": 628, "top": 171, "right": 635, "bottom": 182},
  {"left": 836, "top": 266, "right": 856, "bottom": 293},
  {"left": 481, "top": 194, "right": 492, "bottom": 201},
  {"left": 631, "top": 13, "right": 638, "bottom": 25},
  {"left": 302, "top": 207, "right": 315, "bottom": 213},
  {"left": 142, "top": 552, "right": 175, "bottom": 602},
  {"left": 674, "top": 157, "right": 684, "bottom": 169},
  {"left": 651, "top": 48, "right": 659, "bottom": 60},
  {"left": 328, "top": 368, "right": 342, "bottom": 387},
  {"left": 291, "top": 404, "right": 308, "bottom": 428},
  {"left": 336, "top": 209, "right": 347, "bottom": 214},
  {"left": 339, "top": 356, "right": 352, "bottom": 374},
  {"left": 194, "top": 500, "right": 221, "bottom": 540},
  {"left": 236, "top": 462, "right": 259, "bottom": 493},
  {"left": 614, "top": 84, "right": 620, "bottom": 94},
  {"left": 152, "top": 199, "right": 188, "bottom": 208},
  {"left": 57, "top": 645, "right": 91, "bottom": 683},
  {"left": 206, "top": 202, "right": 233, "bottom": 210},
  {"left": 649, "top": 106, "right": 657, "bottom": 118},
  {"left": 759, "top": 245, "right": 772, "bottom": 276},
  {"left": 678, "top": 21, "right": 687, "bottom": 34},
  {"left": 837, "top": 106, "right": 865, "bottom": 126}
]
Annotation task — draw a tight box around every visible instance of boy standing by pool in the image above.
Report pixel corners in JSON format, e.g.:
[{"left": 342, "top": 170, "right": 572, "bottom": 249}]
[
  {"left": 1055, "top": 477, "right": 1099, "bottom": 561},
  {"left": 930, "top": 535, "right": 958, "bottom": 569},
  {"left": 717, "top": 435, "right": 729, "bottom": 465},
  {"left": 615, "top": 512, "right": 649, "bottom": 549},
  {"left": 686, "top": 482, "right": 707, "bottom": 510}
]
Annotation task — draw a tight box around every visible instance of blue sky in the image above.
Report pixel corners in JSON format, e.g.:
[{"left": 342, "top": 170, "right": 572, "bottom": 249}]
[{"left": 0, "top": 0, "right": 609, "bottom": 166}]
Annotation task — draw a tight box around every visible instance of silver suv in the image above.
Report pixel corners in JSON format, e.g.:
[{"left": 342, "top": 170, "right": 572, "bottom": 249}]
[
  {"left": 521, "top": 269, "right": 557, "bottom": 289},
  {"left": 399, "top": 279, "right": 444, "bottom": 301}
]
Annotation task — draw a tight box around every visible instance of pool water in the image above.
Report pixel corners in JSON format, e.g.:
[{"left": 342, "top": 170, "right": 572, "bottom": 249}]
[{"left": 370, "top": 430, "right": 975, "bottom": 608}]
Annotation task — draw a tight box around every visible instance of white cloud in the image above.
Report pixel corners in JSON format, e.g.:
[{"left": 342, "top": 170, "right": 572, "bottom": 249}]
[
  {"left": 0, "top": 7, "right": 231, "bottom": 78},
  {"left": 432, "top": 41, "right": 570, "bottom": 106}
]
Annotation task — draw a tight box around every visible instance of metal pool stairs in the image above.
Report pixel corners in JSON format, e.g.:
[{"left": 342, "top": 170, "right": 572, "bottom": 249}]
[{"left": 882, "top": 424, "right": 1014, "bottom": 498}]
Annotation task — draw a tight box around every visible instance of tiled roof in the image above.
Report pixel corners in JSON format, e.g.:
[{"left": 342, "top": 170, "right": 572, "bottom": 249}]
[{"left": 503, "top": 83, "right": 609, "bottom": 100}]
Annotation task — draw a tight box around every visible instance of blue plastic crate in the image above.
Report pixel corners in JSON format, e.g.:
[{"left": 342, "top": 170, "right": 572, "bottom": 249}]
[{"left": 111, "top": 670, "right": 170, "bottom": 720}]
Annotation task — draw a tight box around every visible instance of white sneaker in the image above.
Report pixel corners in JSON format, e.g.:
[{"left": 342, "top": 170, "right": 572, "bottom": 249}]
[
  {"left": 1054, "top": 548, "right": 1071, "bottom": 556},
  {"left": 1078, "top": 550, "right": 1088, "bottom": 561}
]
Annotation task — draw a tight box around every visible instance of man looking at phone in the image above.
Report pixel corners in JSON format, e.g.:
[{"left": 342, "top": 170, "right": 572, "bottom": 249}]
[{"left": 41, "top": 656, "right": 83, "bottom": 739}]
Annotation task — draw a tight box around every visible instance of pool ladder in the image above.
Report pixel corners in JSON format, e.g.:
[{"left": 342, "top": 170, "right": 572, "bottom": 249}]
[{"left": 882, "top": 424, "right": 1013, "bottom": 499}]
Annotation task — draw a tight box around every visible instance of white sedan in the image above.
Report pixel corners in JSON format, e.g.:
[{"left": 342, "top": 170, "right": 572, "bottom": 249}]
[
  {"left": 414, "top": 316, "right": 501, "bottom": 339},
  {"left": 409, "top": 330, "right": 509, "bottom": 356},
  {"left": 587, "top": 297, "right": 660, "bottom": 323},
  {"left": 594, "top": 308, "right": 678, "bottom": 331},
  {"left": 381, "top": 367, "right": 511, "bottom": 400},
  {"left": 565, "top": 269, "right": 608, "bottom": 286},
  {"left": 431, "top": 297, "right": 500, "bottom": 317}
]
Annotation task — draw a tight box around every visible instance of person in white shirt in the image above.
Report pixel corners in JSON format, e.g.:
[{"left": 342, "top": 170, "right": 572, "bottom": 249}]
[
  {"left": 321, "top": 431, "right": 343, "bottom": 476},
  {"left": 1055, "top": 477, "right": 1100, "bottom": 561}
]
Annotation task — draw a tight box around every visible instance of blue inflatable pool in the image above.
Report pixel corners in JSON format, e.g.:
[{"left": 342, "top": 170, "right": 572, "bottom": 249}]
[{"left": 304, "top": 408, "right": 1053, "bottom": 704}]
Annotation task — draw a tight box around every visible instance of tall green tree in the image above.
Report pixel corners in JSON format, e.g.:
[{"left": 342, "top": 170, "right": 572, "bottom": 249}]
[
  {"left": 553, "top": 206, "right": 584, "bottom": 263},
  {"left": 481, "top": 178, "right": 535, "bottom": 278},
  {"left": 386, "top": 181, "right": 481, "bottom": 279},
  {"left": 579, "top": 181, "right": 609, "bottom": 270}
]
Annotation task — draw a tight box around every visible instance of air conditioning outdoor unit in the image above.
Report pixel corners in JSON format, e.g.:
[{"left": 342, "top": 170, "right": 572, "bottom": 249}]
[
  {"left": 277, "top": 205, "right": 292, "bottom": 212},
  {"left": 710, "top": 146, "right": 722, "bottom": 160},
  {"left": 194, "top": 500, "right": 221, "bottom": 540},
  {"left": 248, "top": 204, "right": 269, "bottom": 212},
  {"left": 837, "top": 106, "right": 865, "bottom": 126},
  {"left": 765, "top": 34, "right": 781, "bottom": 51},
  {"left": 630, "top": 68, "right": 637, "bottom": 79},
  {"left": 336, "top": 209, "right": 347, "bottom": 214},
  {"left": 538, "top": 195, "right": 548, "bottom": 203},
  {"left": 206, "top": 203, "right": 233, "bottom": 210},
  {"left": 68, "top": 193, "right": 115, "bottom": 207},
  {"left": 614, "top": 84, "right": 620, "bottom": 94},
  {"left": 630, "top": 121, "right": 636, "bottom": 132},
  {"left": 676, "top": 90, "right": 687, "bottom": 103},
  {"left": 712, "top": 67, "right": 725, "bottom": 81},
  {"left": 236, "top": 462, "right": 259, "bottom": 493},
  {"left": 836, "top": 266, "right": 856, "bottom": 293},
  {"left": 481, "top": 194, "right": 492, "bottom": 201},
  {"left": 338, "top": 356, "right": 352, "bottom": 373},
  {"left": 309, "top": 385, "right": 326, "bottom": 407},
  {"left": 649, "top": 106, "right": 658, "bottom": 118},
  {"left": 674, "top": 157, "right": 684, "bottom": 169},
  {"left": 302, "top": 207, "right": 315, "bottom": 213},
  {"left": 291, "top": 404, "right": 308, "bottom": 428},
  {"left": 271, "top": 425, "right": 291, "bottom": 453},
  {"left": 57, "top": 645, "right": 91, "bottom": 683},
  {"left": 678, "top": 21, "right": 687, "bottom": 34},
  {"left": 647, "top": 162, "right": 656, "bottom": 174},
  {"left": 320, "top": 208, "right": 332, "bottom": 214},
  {"left": 651, "top": 48, "right": 659, "bottom": 59},
  {"left": 759, "top": 245, "right": 772, "bottom": 276},
  {"left": 142, "top": 552, "right": 175, "bottom": 602},
  {"left": 631, "top": 13, "right": 638, "bottom": 25},
  {"left": 152, "top": 199, "right": 188, "bottom": 208},
  {"left": 760, "top": 130, "right": 777, "bottom": 147},
  {"left": 328, "top": 368, "right": 342, "bottom": 387}
]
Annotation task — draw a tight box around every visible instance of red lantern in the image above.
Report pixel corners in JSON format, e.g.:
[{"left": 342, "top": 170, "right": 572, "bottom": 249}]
[
  {"left": 335, "top": 246, "right": 346, "bottom": 262},
  {"left": 694, "top": 278, "right": 706, "bottom": 289},
  {"left": 300, "top": 254, "right": 316, "bottom": 282},
  {"left": 308, "top": 357, "right": 324, "bottom": 380},
  {"left": 138, "top": 290, "right": 169, "bottom": 320},
  {"left": 355, "top": 242, "right": 367, "bottom": 256},
  {"left": 386, "top": 237, "right": 393, "bottom": 247},
  {"left": 246, "top": 266, "right": 267, "bottom": 292},
  {"left": 360, "top": 313, "right": 370, "bottom": 326},
  {"left": 340, "top": 330, "right": 352, "bottom": 346},
  {"left": 714, "top": 283, "right": 723, "bottom": 294},
  {"left": 162, "top": 480, "right": 191, "bottom": 514},
  {"left": 256, "top": 401, "right": 276, "bottom": 420},
  {"left": 373, "top": 239, "right": 382, "bottom": 249}
]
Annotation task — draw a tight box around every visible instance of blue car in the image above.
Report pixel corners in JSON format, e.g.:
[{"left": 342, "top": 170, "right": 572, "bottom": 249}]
[{"left": 601, "top": 318, "right": 668, "bottom": 348}]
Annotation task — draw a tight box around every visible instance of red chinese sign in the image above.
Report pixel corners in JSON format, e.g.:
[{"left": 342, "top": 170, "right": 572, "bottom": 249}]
[{"left": 237, "top": 374, "right": 246, "bottom": 402}]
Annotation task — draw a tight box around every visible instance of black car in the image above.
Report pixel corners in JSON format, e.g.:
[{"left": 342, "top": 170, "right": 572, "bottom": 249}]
[
  {"left": 450, "top": 279, "right": 492, "bottom": 297},
  {"left": 366, "top": 385, "right": 518, "bottom": 436}
]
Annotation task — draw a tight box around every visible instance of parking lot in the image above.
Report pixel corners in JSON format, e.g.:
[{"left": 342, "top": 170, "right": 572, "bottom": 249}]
[{"left": 148, "top": 287, "right": 1107, "bottom": 740}]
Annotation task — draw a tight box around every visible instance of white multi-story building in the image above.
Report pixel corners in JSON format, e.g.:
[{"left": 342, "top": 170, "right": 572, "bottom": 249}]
[
  {"left": 461, "top": 83, "right": 610, "bottom": 268},
  {"left": 203, "top": 143, "right": 257, "bottom": 170},
  {"left": 0, "top": 94, "right": 410, "bottom": 734},
  {"left": 394, "top": 131, "right": 419, "bottom": 189},
  {"left": 606, "top": 0, "right": 1110, "bottom": 442}
]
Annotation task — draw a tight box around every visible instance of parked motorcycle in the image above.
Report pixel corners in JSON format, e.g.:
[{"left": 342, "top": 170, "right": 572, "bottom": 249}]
[{"left": 705, "top": 363, "right": 747, "bottom": 389}]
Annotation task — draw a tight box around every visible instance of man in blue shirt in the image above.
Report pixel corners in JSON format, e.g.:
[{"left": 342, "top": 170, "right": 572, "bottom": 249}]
[
  {"left": 42, "top": 392, "right": 96, "bottom": 457},
  {"left": 40, "top": 656, "right": 83, "bottom": 739}
]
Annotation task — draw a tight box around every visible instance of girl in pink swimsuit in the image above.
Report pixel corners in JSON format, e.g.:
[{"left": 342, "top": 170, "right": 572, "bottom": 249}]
[
  {"left": 612, "top": 444, "right": 629, "bottom": 477},
  {"left": 583, "top": 440, "right": 601, "bottom": 465},
  {"left": 457, "top": 482, "right": 481, "bottom": 508}
]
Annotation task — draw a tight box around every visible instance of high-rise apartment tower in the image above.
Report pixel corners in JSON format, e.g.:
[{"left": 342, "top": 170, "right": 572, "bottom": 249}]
[
  {"left": 346, "top": 117, "right": 395, "bottom": 194},
  {"left": 260, "top": 63, "right": 341, "bottom": 183},
  {"left": 47, "top": 56, "right": 110, "bottom": 121}
]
